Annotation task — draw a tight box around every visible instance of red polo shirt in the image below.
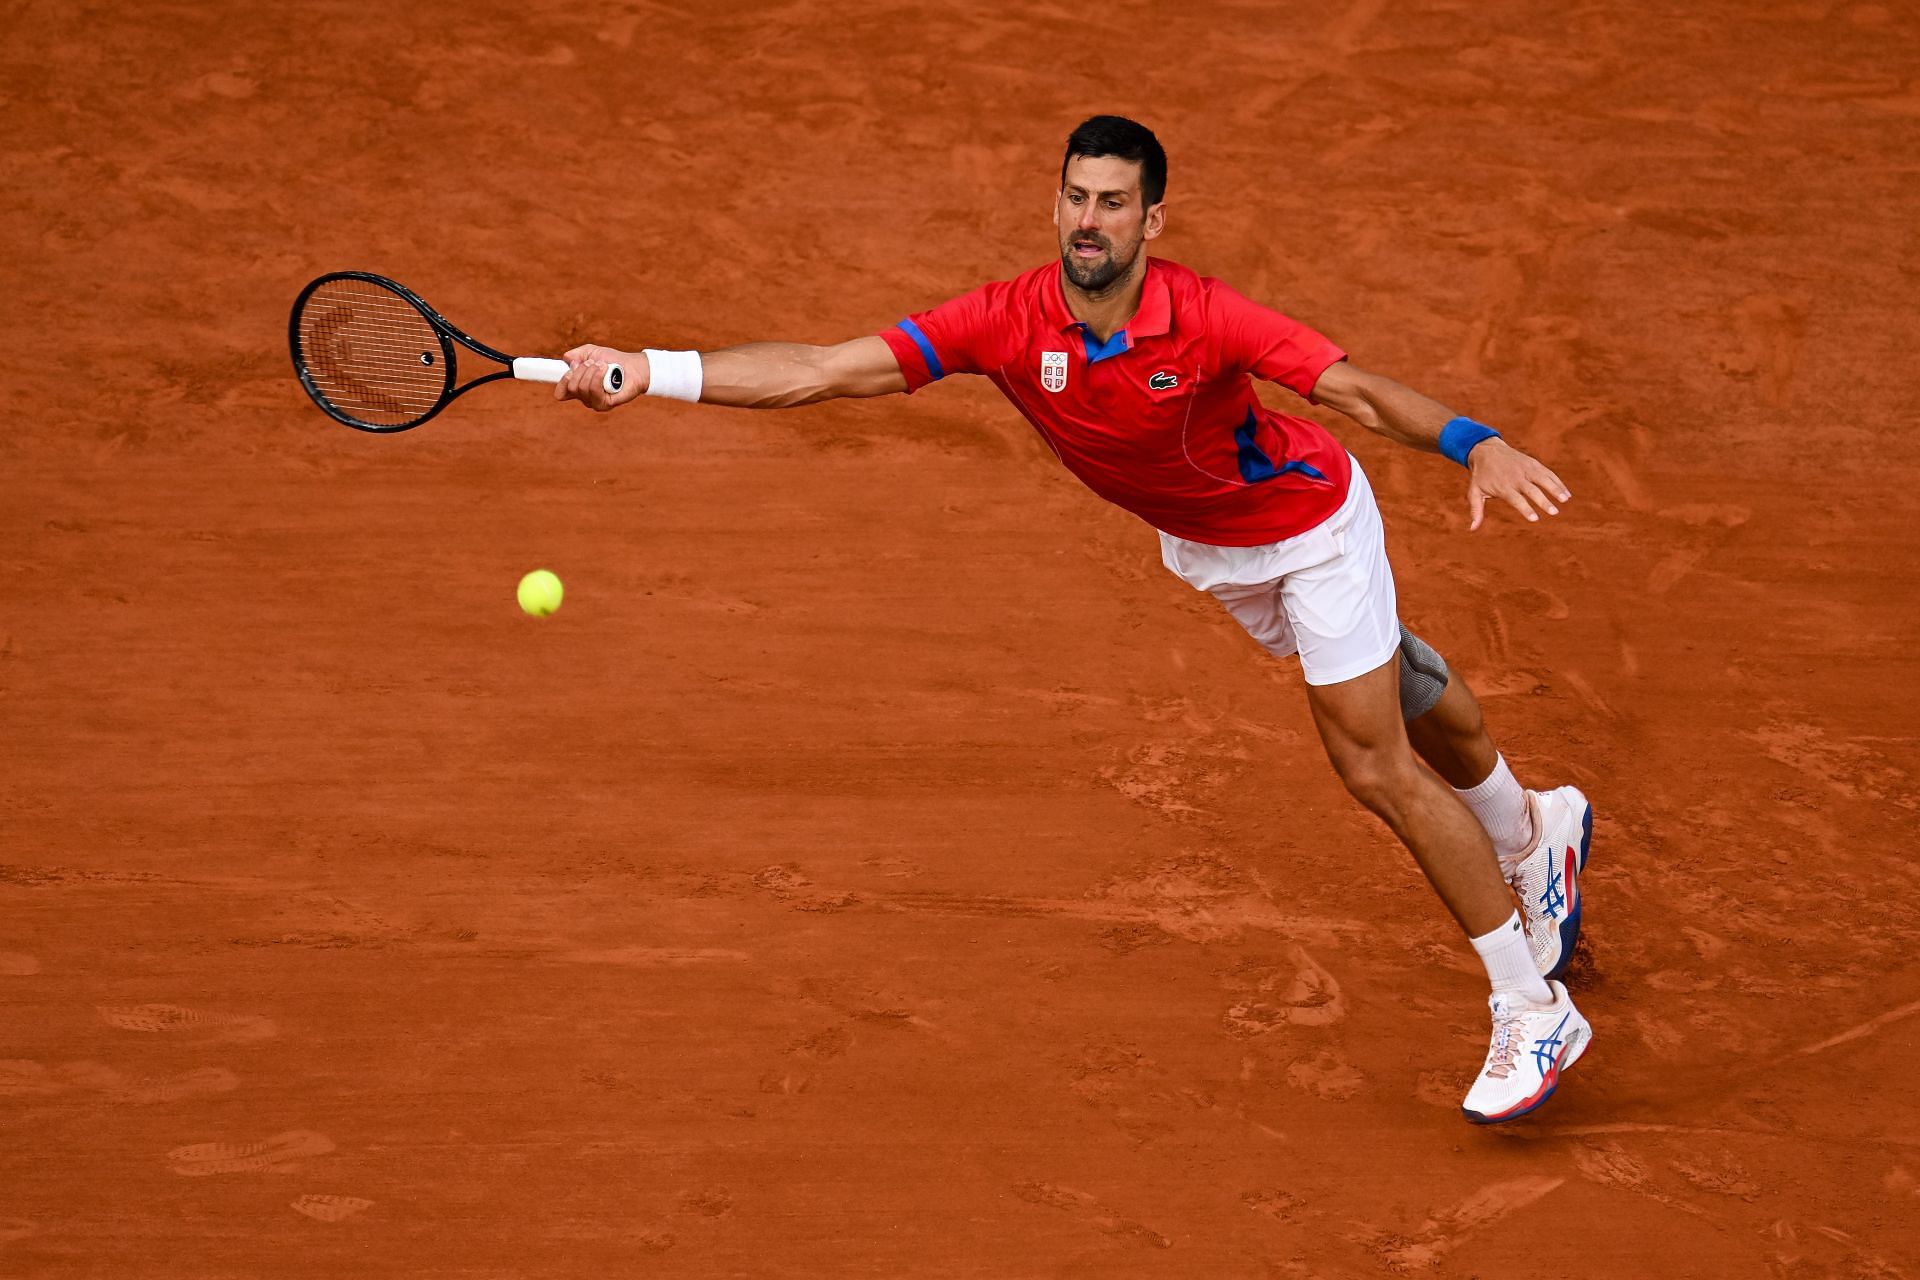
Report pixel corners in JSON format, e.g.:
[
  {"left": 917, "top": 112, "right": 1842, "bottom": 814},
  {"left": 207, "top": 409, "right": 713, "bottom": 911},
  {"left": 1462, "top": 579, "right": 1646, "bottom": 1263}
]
[{"left": 877, "top": 257, "right": 1351, "bottom": 546}]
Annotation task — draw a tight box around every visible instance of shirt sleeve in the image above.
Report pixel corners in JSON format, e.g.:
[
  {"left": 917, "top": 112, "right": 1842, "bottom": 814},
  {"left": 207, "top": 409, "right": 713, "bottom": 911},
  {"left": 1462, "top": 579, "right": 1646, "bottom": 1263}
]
[
  {"left": 1205, "top": 280, "right": 1347, "bottom": 398},
  {"left": 877, "top": 280, "right": 1006, "bottom": 394}
]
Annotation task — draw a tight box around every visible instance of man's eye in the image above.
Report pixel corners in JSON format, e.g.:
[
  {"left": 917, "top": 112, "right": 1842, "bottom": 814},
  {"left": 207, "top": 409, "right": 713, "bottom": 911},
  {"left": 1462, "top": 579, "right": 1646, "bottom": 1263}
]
[{"left": 1105, "top": 201, "right": 1122, "bottom": 210}]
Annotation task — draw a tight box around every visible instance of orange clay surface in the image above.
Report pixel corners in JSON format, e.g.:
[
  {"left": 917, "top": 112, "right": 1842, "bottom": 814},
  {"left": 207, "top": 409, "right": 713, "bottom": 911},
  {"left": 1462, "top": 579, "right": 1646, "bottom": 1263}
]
[{"left": 5, "top": 1, "right": 1920, "bottom": 1276}]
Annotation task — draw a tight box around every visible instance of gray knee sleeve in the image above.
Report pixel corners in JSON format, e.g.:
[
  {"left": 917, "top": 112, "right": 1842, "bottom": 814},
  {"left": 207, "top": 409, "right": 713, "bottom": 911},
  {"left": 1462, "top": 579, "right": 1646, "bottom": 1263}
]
[{"left": 1398, "top": 623, "right": 1450, "bottom": 720}]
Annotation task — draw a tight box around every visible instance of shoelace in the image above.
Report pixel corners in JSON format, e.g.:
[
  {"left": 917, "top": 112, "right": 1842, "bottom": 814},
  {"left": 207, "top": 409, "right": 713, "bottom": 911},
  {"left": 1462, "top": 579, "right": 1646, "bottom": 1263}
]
[{"left": 1483, "top": 1001, "right": 1524, "bottom": 1080}]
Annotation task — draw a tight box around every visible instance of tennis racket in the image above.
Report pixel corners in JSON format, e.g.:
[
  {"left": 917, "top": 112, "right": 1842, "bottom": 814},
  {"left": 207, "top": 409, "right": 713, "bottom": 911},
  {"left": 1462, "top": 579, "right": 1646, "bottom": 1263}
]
[{"left": 288, "top": 271, "right": 622, "bottom": 433}]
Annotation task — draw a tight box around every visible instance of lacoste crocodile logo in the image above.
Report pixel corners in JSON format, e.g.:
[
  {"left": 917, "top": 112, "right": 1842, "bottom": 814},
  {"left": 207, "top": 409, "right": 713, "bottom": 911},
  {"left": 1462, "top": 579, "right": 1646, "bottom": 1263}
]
[{"left": 1148, "top": 371, "right": 1178, "bottom": 390}]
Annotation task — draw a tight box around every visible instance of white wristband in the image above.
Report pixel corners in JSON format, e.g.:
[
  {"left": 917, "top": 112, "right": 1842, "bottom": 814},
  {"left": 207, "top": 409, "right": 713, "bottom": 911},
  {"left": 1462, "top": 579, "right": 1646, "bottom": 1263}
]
[{"left": 642, "top": 349, "right": 703, "bottom": 403}]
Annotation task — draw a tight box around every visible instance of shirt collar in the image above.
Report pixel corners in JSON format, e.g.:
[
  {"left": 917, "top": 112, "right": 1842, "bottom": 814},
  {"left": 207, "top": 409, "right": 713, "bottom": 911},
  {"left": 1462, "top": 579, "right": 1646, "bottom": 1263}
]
[{"left": 1046, "top": 258, "right": 1172, "bottom": 342}]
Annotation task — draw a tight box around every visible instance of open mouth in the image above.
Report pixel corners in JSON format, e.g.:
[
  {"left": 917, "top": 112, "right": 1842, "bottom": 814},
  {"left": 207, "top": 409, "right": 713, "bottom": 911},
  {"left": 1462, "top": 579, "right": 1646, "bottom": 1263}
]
[{"left": 1071, "top": 240, "right": 1107, "bottom": 257}]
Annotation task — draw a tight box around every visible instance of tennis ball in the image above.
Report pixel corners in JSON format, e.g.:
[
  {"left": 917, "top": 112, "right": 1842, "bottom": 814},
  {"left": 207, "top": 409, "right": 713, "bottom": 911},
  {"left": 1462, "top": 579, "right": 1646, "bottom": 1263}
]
[{"left": 517, "top": 569, "right": 563, "bottom": 617}]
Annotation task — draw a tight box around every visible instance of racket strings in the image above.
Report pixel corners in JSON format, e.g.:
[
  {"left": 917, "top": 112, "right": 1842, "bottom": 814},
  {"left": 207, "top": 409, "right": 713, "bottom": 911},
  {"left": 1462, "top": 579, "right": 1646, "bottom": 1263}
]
[{"left": 295, "top": 279, "right": 447, "bottom": 426}]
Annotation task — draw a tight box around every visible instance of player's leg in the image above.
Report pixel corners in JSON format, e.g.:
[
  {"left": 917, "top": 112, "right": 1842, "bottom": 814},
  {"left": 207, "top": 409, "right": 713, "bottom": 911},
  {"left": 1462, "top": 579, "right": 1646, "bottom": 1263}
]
[
  {"left": 1396, "top": 625, "right": 1593, "bottom": 979},
  {"left": 1303, "top": 652, "right": 1587, "bottom": 1124},
  {"left": 1164, "top": 460, "right": 1591, "bottom": 1121},
  {"left": 1273, "top": 461, "right": 1589, "bottom": 1123},
  {"left": 1194, "top": 546, "right": 1520, "bottom": 939},
  {"left": 1303, "top": 658, "right": 1514, "bottom": 937}
]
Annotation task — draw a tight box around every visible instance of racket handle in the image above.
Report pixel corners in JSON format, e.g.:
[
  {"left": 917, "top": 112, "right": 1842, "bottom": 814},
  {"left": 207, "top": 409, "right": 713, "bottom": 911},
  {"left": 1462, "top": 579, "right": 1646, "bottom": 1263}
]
[{"left": 513, "top": 357, "right": 625, "bottom": 395}]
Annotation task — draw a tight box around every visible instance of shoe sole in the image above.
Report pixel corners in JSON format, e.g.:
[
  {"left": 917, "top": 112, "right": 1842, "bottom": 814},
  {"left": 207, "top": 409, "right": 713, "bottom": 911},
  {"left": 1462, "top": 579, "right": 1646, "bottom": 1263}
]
[
  {"left": 1542, "top": 795, "right": 1594, "bottom": 982},
  {"left": 1460, "top": 1025, "right": 1592, "bottom": 1126},
  {"left": 1577, "top": 796, "right": 1592, "bottom": 872}
]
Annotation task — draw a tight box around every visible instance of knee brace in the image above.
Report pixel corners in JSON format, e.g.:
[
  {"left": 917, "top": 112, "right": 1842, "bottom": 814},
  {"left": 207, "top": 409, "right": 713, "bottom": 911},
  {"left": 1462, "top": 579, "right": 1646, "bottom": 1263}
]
[{"left": 1397, "top": 623, "right": 1450, "bottom": 720}]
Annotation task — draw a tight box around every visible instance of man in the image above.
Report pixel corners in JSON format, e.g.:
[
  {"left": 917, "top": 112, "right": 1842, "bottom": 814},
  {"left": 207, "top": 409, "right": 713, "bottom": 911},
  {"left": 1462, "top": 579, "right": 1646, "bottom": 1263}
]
[{"left": 555, "top": 116, "right": 1593, "bottom": 1125}]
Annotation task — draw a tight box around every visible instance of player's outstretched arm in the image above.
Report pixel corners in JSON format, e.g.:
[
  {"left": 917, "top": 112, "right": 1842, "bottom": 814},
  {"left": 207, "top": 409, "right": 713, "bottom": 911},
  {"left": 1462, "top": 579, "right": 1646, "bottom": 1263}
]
[
  {"left": 1310, "top": 361, "right": 1572, "bottom": 532},
  {"left": 554, "top": 337, "right": 907, "bottom": 411}
]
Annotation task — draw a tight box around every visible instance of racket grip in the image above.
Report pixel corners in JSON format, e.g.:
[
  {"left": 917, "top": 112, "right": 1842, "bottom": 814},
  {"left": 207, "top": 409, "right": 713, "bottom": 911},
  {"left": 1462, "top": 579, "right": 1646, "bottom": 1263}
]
[{"left": 513, "top": 357, "right": 625, "bottom": 395}]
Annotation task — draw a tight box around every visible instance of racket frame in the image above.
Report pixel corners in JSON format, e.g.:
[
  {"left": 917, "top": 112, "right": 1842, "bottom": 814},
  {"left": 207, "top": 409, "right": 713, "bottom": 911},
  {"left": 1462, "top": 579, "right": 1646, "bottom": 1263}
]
[{"left": 290, "top": 270, "right": 547, "bottom": 434}]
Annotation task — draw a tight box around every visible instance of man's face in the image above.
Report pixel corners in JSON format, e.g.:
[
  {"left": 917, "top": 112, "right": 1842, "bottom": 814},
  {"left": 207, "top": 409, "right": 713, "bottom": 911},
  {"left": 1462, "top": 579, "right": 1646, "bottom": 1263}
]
[{"left": 1053, "top": 153, "right": 1165, "bottom": 293}]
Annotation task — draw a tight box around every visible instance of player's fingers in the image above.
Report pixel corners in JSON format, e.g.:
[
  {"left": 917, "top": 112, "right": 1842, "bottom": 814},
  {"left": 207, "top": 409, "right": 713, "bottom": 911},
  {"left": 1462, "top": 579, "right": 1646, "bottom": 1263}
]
[
  {"left": 563, "top": 363, "right": 596, "bottom": 404},
  {"left": 583, "top": 362, "right": 612, "bottom": 411},
  {"left": 1522, "top": 458, "right": 1571, "bottom": 502},
  {"left": 1504, "top": 488, "right": 1541, "bottom": 523},
  {"left": 1468, "top": 486, "right": 1487, "bottom": 532},
  {"left": 563, "top": 344, "right": 596, "bottom": 366},
  {"left": 1524, "top": 479, "right": 1560, "bottom": 517}
]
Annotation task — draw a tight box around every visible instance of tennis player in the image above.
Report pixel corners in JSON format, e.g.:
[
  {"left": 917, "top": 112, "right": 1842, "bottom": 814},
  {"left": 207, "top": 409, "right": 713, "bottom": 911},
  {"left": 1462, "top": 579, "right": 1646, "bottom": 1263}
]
[{"left": 556, "top": 116, "right": 1593, "bottom": 1124}]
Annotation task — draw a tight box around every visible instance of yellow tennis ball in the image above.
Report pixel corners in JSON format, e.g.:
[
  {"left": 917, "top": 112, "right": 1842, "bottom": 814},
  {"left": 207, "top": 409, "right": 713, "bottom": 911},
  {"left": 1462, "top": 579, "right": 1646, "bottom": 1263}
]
[{"left": 517, "top": 569, "right": 563, "bottom": 616}]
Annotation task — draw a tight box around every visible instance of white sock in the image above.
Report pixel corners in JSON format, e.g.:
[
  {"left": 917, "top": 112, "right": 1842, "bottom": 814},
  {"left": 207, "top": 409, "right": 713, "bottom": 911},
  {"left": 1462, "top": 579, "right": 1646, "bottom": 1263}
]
[
  {"left": 1455, "top": 754, "right": 1534, "bottom": 878},
  {"left": 1470, "top": 911, "right": 1553, "bottom": 1005}
]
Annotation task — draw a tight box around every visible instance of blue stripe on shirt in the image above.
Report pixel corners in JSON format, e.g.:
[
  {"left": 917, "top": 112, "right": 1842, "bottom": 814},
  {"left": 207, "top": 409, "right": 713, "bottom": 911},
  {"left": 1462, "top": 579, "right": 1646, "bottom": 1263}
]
[{"left": 897, "top": 317, "right": 945, "bottom": 382}]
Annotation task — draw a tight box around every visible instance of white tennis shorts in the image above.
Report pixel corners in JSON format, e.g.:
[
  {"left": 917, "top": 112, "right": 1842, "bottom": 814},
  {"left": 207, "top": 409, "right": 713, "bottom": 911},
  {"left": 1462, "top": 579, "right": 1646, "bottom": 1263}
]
[{"left": 1157, "top": 456, "right": 1400, "bottom": 686}]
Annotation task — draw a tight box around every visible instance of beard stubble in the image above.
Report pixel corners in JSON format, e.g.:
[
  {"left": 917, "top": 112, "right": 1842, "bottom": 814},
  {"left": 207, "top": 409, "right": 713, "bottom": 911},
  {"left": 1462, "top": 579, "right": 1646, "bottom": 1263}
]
[{"left": 1059, "top": 234, "right": 1139, "bottom": 293}]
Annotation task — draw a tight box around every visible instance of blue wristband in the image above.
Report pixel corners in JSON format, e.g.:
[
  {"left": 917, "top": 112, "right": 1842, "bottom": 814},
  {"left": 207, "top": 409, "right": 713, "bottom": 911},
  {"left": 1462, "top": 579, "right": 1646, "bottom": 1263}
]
[{"left": 1438, "top": 416, "right": 1500, "bottom": 467}]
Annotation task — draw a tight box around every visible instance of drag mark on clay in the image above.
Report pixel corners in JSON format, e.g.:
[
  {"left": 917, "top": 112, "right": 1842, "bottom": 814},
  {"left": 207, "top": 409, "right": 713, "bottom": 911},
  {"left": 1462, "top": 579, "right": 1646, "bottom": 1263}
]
[
  {"left": 1646, "top": 547, "right": 1709, "bottom": 596},
  {"left": 167, "top": 1130, "right": 335, "bottom": 1176},
  {"left": 1572, "top": 435, "right": 1655, "bottom": 513},
  {"left": 0, "top": 1060, "right": 238, "bottom": 1105},
  {"left": 1010, "top": 1181, "right": 1171, "bottom": 1249},
  {"left": 878, "top": 875, "right": 1357, "bottom": 947},
  {"left": 1572, "top": 1142, "right": 1709, "bottom": 1219},
  {"left": 554, "top": 946, "right": 751, "bottom": 966},
  {"left": 1748, "top": 720, "right": 1920, "bottom": 811},
  {"left": 1221, "top": 947, "right": 1346, "bottom": 1036},
  {"left": 1098, "top": 743, "right": 1209, "bottom": 820},
  {"left": 1798, "top": 997, "right": 1920, "bottom": 1057},
  {"left": 1767, "top": 1215, "right": 1913, "bottom": 1279},
  {"left": 752, "top": 864, "right": 858, "bottom": 913},
  {"left": 1548, "top": 1120, "right": 1920, "bottom": 1151},
  {"left": 1668, "top": 1152, "right": 1761, "bottom": 1200},
  {"left": 1376, "top": 1176, "right": 1565, "bottom": 1270},
  {"left": 1557, "top": 669, "right": 1617, "bottom": 718},
  {"left": 1095, "top": 851, "right": 1360, "bottom": 945}
]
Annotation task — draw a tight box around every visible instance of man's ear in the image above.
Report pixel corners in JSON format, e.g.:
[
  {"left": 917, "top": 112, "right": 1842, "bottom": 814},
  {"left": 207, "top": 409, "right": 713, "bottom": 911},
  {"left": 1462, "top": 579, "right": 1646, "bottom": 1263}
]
[{"left": 1144, "top": 200, "right": 1167, "bottom": 241}]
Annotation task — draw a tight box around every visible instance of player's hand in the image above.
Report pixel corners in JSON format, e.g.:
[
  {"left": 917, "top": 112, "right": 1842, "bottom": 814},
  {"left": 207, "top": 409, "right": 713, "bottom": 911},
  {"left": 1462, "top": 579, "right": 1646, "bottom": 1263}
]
[
  {"left": 556, "top": 344, "right": 644, "bottom": 412},
  {"left": 1465, "top": 438, "right": 1571, "bottom": 531}
]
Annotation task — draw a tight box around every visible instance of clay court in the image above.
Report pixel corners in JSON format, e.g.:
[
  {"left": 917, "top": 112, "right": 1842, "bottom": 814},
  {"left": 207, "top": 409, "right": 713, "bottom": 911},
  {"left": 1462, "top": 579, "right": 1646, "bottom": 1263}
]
[{"left": 5, "top": 0, "right": 1920, "bottom": 1274}]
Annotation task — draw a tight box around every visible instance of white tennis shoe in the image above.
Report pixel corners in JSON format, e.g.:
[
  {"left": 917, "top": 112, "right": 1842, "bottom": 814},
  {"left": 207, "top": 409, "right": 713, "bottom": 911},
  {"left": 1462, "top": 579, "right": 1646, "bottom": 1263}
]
[
  {"left": 1461, "top": 980, "right": 1591, "bottom": 1124},
  {"left": 1511, "top": 786, "right": 1592, "bottom": 980}
]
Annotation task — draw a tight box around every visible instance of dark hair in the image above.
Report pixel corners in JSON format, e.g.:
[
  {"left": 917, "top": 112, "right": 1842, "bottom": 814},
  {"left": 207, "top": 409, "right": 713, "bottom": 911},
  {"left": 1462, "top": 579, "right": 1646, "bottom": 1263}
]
[{"left": 1061, "top": 115, "right": 1168, "bottom": 206}]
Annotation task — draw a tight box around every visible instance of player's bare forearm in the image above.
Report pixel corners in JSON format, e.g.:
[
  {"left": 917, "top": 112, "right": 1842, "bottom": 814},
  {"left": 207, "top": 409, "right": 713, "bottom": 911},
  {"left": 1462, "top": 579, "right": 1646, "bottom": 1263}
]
[
  {"left": 701, "top": 340, "right": 907, "bottom": 407},
  {"left": 554, "top": 336, "right": 906, "bottom": 411},
  {"left": 1309, "top": 360, "right": 1455, "bottom": 449},
  {"left": 1310, "top": 360, "right": 1572, "bottom": 531}
]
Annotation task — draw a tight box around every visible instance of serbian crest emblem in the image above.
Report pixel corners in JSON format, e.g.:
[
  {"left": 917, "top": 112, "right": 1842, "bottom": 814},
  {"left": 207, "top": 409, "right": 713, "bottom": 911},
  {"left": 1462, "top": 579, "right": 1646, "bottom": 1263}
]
[{"left": 1040, "top": 350, "right": 1069, "bottom": 393}]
